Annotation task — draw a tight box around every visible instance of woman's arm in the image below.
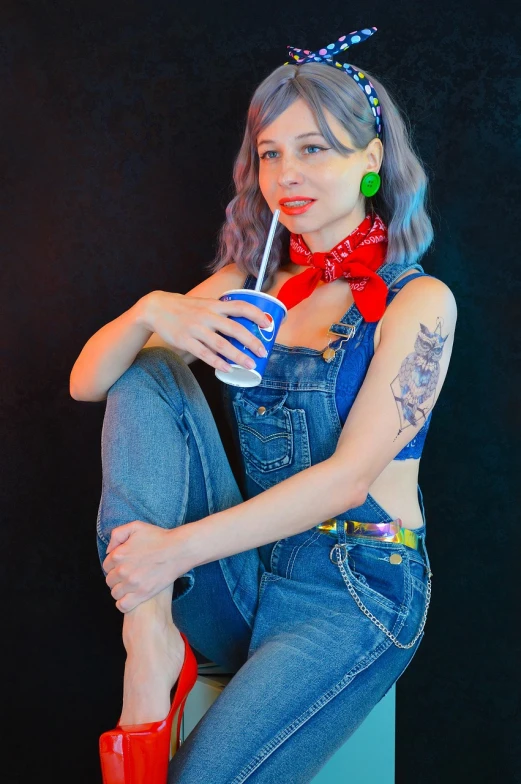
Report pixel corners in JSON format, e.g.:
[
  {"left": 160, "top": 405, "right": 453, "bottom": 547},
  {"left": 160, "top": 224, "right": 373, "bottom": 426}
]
[
  {"left": 103, "top": 276, "right": 456, "bottom": 610},
  {"left": 69, "top": 296, "right": 157, "bottom": 402},
  {"left": 69, "top": 264, "right": 267, "bottom": 402}
]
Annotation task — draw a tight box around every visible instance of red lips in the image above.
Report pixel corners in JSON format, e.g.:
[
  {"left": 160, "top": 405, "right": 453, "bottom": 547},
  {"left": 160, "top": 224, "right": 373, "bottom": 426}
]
[{"left": 278, "top": 198, "right": 316, "bottom": 216}]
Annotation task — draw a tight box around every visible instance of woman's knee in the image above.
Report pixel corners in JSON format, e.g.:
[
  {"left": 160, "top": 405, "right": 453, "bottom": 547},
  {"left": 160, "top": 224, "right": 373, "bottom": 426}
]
[
  {"left": 121, "top": 345, "right": 186, "bottom": 379},
  {"left": 134, "top": 345, "right": 184, "bottom": 369},
  {"left": 108, "top": 346, "right": 194, "bottom": 403}
]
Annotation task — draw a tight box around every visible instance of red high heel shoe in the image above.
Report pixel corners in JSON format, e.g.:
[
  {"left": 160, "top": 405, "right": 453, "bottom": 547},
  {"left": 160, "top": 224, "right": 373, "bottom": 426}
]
[{"left": 99, "top": 632, "right": 198, "bottom": 784}]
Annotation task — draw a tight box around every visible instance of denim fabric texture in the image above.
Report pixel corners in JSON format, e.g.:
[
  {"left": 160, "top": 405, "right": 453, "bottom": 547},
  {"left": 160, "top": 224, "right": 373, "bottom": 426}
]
[
  {"left": 96, "top": 261, "right": 433, "bottom": 782},
  {"left": 240, "top": 268, "right": 432, "bottom": 461}
]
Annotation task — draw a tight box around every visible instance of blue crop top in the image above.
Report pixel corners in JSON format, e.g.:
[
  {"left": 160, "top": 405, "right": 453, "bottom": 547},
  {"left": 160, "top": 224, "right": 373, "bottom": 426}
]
[{"left": 243, "top": 269, "right": 432, "bottom": 461}]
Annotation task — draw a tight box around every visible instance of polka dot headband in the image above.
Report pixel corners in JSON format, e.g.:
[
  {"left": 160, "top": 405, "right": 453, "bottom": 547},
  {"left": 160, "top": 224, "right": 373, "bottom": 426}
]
[{"left": 284, "top": 28, "right": 382, "bottom": 139}]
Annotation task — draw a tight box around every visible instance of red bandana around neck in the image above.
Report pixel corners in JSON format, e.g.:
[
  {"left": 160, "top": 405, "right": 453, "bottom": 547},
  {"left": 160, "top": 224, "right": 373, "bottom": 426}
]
[{"left": 276, "top": 213, "right": 389, "bottom": 322}]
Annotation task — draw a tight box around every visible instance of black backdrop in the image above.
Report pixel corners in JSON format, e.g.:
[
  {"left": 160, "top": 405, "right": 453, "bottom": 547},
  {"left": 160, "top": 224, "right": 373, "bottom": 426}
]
[{"left": 2, "top": 1, "right": 519, "bottom": 782}]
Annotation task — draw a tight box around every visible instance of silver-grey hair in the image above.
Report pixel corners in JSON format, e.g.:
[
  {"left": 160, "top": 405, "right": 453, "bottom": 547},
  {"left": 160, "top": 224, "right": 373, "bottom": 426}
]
[{"left": 207, "top": 62, "right": 433, "bottom": 288}]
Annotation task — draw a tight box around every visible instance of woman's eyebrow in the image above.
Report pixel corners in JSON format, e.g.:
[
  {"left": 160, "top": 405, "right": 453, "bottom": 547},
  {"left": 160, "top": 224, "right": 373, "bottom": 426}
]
[{"left": 257, "top": 132, "right": 325, "bottom": 148}]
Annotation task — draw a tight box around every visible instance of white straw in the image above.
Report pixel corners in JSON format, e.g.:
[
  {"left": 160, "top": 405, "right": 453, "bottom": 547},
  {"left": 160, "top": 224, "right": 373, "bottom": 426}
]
[{"left": 254, "top": 209, "right": 280, "bottom": 291}]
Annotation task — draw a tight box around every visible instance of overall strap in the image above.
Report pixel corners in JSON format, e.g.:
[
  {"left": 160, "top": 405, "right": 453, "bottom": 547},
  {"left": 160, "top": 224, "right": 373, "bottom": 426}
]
[
  {"left": 387, "top": 270, "right": 432, "bottom": 302},
  {"left": 243, "top": 274, "right": 257, "bottom": 290},
  {"left": 331, "top": 261, "right": 426, "bottom": 335}
]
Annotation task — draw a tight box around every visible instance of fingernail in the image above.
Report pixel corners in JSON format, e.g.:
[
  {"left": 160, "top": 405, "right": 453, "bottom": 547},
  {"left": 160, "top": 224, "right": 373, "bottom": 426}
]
[{"left": 245, "top": 358, "right": 256, "bottom": 369}]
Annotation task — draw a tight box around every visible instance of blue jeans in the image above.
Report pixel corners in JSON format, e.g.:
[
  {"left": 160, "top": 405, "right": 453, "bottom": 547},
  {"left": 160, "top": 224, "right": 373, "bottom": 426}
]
[{"left": 96, "top": 347, "right": 431, "bottom": 784}]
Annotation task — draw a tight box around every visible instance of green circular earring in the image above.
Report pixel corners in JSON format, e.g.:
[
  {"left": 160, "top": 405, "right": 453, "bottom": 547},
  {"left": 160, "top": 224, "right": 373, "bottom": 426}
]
[{"left": 360, "top": 172, "right": 381, "bottom": 197}]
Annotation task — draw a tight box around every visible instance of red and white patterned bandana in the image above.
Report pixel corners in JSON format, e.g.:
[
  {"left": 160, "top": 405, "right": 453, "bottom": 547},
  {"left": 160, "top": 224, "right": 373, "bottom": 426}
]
[{"left": 276, "top": 213, "right": 389, "bottom": 322}]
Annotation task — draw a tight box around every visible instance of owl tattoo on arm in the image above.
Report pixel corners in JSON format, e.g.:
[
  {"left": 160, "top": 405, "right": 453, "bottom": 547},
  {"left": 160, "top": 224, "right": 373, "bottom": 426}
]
[{"left": 391, "top": 318, "right": 448, "bottom": 438}]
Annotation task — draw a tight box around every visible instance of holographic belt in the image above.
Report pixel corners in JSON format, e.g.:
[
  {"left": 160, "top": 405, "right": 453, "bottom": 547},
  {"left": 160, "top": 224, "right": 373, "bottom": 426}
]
[{"left": 316, "top": 518, "right": 420, "bottom": 551}]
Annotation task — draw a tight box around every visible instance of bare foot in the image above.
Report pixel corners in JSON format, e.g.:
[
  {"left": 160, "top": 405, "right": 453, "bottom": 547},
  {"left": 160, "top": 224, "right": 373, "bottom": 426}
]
[{"left": 119, "top": 586, "right": 186, "bottom": 726}]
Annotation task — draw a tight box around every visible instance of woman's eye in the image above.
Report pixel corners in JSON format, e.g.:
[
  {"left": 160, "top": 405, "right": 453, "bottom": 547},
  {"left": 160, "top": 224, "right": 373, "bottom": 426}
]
[{"left": 259, "top": 145, "right": 327, "bottom": 160}]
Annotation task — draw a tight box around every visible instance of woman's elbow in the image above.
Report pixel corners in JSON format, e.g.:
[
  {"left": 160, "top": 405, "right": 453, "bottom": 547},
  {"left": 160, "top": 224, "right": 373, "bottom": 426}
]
[
  {"left": 346, "top": 481, "right": 369, "bottom": 510},
  {"left": 69, "top": 377, "right": 107, "bottom": 402},
  {"left": 328, "top": 457, "right": 369, "bottom": 510}
]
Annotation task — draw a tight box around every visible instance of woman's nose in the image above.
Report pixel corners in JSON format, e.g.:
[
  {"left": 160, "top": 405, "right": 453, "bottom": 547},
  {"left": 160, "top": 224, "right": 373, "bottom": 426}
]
[{"left": 278, "top": 156, "right": 304, "bottom": 187}]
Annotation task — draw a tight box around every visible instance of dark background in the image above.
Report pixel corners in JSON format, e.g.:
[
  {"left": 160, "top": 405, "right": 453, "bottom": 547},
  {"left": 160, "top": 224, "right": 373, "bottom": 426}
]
[{"left": 1, "top": 1, "right": 519, "bottom": 782}]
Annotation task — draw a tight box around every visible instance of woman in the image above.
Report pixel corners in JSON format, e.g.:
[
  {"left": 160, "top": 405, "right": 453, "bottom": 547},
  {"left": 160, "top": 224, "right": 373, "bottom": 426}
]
[{"left": 70, "top": 29, "right": 457, "bottom": 784}]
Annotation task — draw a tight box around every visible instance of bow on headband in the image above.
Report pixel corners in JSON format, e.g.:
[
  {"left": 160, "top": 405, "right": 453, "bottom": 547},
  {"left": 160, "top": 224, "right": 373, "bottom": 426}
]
[{"left": 284, "top": 29, "right": 382, "bottom": 138}]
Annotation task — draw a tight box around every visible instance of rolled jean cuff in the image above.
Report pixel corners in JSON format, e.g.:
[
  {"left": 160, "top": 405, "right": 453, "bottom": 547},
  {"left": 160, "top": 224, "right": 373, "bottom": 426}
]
[{"left": 173, "top": 568, "right": 196, "bottom": 601}]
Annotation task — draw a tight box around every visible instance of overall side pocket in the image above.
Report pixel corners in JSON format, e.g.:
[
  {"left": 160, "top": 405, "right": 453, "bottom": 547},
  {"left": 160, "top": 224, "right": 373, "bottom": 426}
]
[{"left": 341, "top": 540, "right": 412, "bottom": 614}]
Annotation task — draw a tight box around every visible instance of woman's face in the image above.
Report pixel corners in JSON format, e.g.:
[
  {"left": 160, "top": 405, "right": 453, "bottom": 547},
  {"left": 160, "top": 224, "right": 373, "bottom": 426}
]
[{"left": 256, "top": 97, "right": 382, "bottom": 252}]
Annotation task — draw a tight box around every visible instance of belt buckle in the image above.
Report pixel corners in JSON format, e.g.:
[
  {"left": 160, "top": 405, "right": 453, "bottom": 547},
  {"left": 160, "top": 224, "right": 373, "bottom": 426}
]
[{"left": 347, "top": 519, "right": 403, "bottom": 540}]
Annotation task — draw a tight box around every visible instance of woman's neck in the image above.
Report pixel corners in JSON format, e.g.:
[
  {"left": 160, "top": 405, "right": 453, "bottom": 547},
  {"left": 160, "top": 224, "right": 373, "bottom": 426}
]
[{"left": 300, "top": 206, "right": 368, "bottom": 254}]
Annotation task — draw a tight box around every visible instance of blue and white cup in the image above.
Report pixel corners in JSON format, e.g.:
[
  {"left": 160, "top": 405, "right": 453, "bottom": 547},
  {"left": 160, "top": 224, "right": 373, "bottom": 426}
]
[{"left": 214, "top": 289, "right": 287, "bottom": 387}]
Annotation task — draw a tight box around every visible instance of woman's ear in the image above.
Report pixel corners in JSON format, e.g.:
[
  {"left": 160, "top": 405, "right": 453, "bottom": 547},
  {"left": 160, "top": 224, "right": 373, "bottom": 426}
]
[{"left": 366, "top": 137, "right": 384, "bottom": 171}]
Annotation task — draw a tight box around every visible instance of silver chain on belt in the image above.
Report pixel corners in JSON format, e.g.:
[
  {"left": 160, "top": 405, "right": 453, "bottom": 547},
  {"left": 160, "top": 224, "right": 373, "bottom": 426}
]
[{"left": 331, "top": 543, "right": 432, "bottom": 650}]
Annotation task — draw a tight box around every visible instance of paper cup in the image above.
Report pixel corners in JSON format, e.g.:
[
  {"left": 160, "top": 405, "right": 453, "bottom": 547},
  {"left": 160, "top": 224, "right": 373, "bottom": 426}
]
[{"left": 214, "top": 289, "right": 287, "bottom": 387}]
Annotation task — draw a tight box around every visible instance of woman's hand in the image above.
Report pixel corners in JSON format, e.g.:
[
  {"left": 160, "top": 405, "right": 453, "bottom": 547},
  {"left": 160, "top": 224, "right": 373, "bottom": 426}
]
[
  {"left": 102, "top": 521, "right": 194, "bottom": 612},
  {"left": 139, "top": 290, "right": 270, "bottom": 373}
]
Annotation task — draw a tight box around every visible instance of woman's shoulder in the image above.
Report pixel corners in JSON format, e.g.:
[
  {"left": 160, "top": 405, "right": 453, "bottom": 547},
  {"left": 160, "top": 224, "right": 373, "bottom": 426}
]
[
  {"left": 381, "top": 270, "right": 457, "bottom": 332},
  {"left": 187, "top": 262, "right": 247, "bottom": 298},
  {"left": 391, "top": 270, "right": 456, "bottom": 308}
]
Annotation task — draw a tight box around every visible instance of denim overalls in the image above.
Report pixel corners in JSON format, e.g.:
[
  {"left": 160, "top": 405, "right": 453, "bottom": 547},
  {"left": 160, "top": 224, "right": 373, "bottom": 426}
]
[
  {"left": 96, "top": 259, "right": 434, "bottom": 783},
  {"left": 226, "top": 262, "right": 433, "bottom": 528}
]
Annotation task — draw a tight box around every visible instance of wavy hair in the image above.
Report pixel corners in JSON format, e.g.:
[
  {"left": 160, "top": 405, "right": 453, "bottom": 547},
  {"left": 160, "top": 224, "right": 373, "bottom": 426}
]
[{"left": 207, "top": 61, "right": 433, "bottom": 288}]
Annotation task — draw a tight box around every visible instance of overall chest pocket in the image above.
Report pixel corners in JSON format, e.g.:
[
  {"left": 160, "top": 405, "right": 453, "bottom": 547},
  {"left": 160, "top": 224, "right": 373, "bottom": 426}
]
[{"left": 232, "top": 388, "right": 311, "bottom": 490}]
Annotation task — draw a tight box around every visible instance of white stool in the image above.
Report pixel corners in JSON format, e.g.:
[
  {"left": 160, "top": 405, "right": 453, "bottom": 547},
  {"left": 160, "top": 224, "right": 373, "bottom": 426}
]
[{"left": 180, "top": 665, "right": 395, "bottom": 783}]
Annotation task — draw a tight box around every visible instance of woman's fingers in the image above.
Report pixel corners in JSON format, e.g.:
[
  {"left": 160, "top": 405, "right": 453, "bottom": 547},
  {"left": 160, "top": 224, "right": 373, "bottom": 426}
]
[
  {"left": 148, "top": 293, "right": 274, "bottom": 373},
  {"left": 181, "top": 332, "right": 250, "bottom": 372},
  {"left": 213, "top": 315, "right": 268, "bottom": 357},
  {"left": 180, "top": 336, "right": 229, "bottom": 372},
  {"left": 110, "top": 583, "right": 124, "bottom": 601},
  {"left": 185, "top": 327, "right": 261, "bottom": 371},
  {"left": 218, "top": 299, "right": 271, "bottom": 327},
  {"left": 105, "top": 570, "right": 117, "bottom": 589},
  {"left": 116, "top": 595, "right": 138, "bottom": 613},
  {"left": 106, "top": 522, "right": 138, "bottom": 554}
]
